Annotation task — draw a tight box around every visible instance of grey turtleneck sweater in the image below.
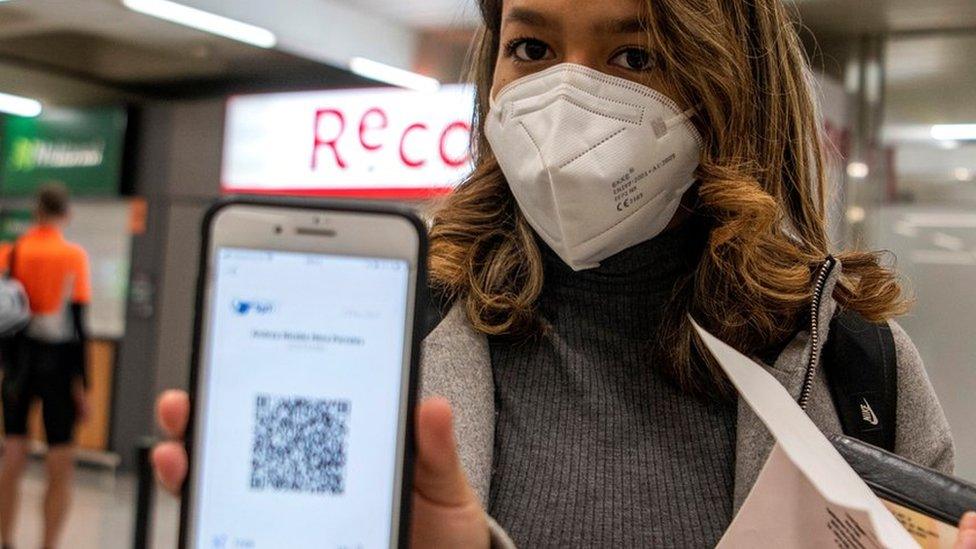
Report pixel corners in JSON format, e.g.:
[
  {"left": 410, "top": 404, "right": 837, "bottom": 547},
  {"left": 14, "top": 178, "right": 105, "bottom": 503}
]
[{"left": 487, "top": 222, "right": 737, "bottom": 548}]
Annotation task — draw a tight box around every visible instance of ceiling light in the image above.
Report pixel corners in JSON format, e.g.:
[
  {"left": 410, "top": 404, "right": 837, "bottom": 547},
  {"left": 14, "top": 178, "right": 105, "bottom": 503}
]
[
  {"left": 349, "top": 58, "right": 441, "bottom": 93},
  {"left": 122, "top": 0, "right": 276, "bottom": 49},
  {"left": 0, "top": 91, "right": 42, "bottom": 118},
  {"left": 939, "top": 140, "right": 961, "bottom": 150},
  {"left": 954, "top": 167, "right": 973, "bottom": 182},
  {"left": 846, "top": 161, "right": 869, "bottom": 179},
  {"left": 846, "top": 206, "right": 867, "bottom": 224},
  {"left": 931, "top": 124, "right": 976, "bottom": 141}
]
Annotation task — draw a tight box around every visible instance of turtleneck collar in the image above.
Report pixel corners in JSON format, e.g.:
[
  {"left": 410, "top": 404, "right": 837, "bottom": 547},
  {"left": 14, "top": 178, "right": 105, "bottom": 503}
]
[
  {"left": 541, "top": 219, "right": 705, "bottom": 293},
  {"left": 537, "top": 219, "right": 706, "bottom": 340}
]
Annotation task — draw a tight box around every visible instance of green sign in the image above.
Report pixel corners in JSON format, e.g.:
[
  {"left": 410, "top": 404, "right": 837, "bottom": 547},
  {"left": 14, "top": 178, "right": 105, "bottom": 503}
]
[
  {"left": 0, "top": 208, "right": 31, "bottom": 243},
  {"left": 0, "top": 106, "right": 127, "bottom": 197}
]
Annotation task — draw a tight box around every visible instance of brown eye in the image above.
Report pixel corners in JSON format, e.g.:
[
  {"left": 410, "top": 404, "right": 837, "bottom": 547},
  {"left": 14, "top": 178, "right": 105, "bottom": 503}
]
[
  {"left": 610, "top": 48, "right": 655, "bottom": 71},
  {"left": 509, "top": 38, "right": 555, "bottom": 62}
]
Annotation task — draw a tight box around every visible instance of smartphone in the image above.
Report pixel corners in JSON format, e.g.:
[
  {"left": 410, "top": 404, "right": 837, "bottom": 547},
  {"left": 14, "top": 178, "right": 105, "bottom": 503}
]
[{"left": 180, "top": 198, "right": 427, "bottom": 549}]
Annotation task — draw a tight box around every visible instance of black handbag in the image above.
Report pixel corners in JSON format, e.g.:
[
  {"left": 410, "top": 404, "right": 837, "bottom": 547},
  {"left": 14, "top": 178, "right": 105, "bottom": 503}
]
[{"left": 833, "top": 434, "right": 976, "bottom": 532}]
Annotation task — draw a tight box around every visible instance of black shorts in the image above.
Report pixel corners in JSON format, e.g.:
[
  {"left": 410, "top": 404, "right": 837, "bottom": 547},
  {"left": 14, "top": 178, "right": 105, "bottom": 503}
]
[{"left": 2, "top": 339, "right": 77, "bottom": 446}]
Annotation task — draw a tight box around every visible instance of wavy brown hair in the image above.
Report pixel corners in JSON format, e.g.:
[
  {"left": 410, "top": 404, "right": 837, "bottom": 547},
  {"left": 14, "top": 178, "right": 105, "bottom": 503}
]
[{"left": 428, "top": 0, "right": 907, "bottom": 396}]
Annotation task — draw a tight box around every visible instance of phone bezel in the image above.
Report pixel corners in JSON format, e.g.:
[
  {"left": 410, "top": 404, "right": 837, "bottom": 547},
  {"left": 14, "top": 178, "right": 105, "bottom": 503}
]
[{"left": 179, "top": 196, "right": 428, "bottom": 549}]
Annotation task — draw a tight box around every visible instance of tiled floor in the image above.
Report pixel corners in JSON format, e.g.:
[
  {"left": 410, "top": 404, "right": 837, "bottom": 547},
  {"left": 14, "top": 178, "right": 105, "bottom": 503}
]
[{"left": 3, "top": 460, "right": 179, "bottom": 549}]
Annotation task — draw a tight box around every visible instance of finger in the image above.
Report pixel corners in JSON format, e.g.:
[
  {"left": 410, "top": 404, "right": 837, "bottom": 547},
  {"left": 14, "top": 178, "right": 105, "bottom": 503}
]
[
  {"left": 413, "top": 397, "right": 476, "bottom": 508},
  {"left": 959, "top": 511, "right": 976, "bottom": 549},
  {"left": 152, "top": 441, "right": 188, "bottom": 495},
  {"left": 956, "top": 512, "right": 976, "bottom": 549},
  {"left": 962, "top": 512, "right": 976, "bottom": 532},
  {"left": 157, "top": 390, "right": 190, "bottom": 439},
  {"left": 956, "top": 530, "right": 976, "bottom": 549}
]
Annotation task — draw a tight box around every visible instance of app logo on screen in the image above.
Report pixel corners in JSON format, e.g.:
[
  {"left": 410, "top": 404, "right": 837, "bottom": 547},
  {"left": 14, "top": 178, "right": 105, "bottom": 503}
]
[{"left": 232, "top": 299, "right": 275, "bottom": 316}]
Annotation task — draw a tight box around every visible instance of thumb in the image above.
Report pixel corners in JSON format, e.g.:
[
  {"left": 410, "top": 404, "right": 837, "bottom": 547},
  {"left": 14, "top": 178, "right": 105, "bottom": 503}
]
[
  {"left": 957, "top": 512, "right": 976, "bottom": 549},
  {"left": 414, "top": 397, "right": 476, "bottom": 507}
]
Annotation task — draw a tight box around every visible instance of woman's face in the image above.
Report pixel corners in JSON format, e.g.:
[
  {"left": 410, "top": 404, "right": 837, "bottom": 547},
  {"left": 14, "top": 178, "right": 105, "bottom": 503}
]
[
  {"left": 490, "top": 0, "right": 679, "bottom": 102},
  {"left": 489, "top": 0, "right": 695, "bottom": 230}
]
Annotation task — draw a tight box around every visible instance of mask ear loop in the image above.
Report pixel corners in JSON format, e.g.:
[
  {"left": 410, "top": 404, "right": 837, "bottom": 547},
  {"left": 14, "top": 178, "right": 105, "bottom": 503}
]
[
  {"left": 665, "top": 106, "right": 698, "bottom": 128},
  {"left": 654, "top": 106, "right": 699, "bottom": 139},
  {"left": 674, "top": 105, "right": 703, "bottom": 217}
]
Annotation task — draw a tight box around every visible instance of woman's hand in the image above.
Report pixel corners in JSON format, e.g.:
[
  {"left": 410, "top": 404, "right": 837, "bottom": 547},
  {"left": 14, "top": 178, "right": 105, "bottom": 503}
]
[
  {"left": 409, "top": 397, "right": 490, "bottom": 548},
  {"left": 151, "top": 391, "right": 489, "bottom": 549},
  {"left": 957, "top": 512, "right": 976, "bottom": 549},
  {"left": 152, "top": 390, "right": 189, "bottom": 494}
]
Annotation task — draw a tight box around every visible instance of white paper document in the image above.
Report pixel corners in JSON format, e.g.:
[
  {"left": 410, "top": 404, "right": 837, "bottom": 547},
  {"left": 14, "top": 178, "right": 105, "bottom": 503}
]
[{"left": 690, "top": 319, "right": 919, "bottom": 549}]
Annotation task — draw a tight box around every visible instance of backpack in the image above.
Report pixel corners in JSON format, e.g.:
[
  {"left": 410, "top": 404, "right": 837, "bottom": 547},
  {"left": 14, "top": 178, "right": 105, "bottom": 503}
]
[
  {"left": 822, "top": 309, "right": 897, "bottom": 452},
  {"left": 0, "top": 243, "right": 31, "bottom": 338},
  {"left": 421, "top": 289, "right": 898, "bottom": 452}
]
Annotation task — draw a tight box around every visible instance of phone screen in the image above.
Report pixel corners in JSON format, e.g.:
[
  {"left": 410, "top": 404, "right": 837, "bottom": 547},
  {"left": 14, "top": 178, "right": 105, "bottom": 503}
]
[{"left": 190, "top": 246, "right": 412, "bottom": 548}]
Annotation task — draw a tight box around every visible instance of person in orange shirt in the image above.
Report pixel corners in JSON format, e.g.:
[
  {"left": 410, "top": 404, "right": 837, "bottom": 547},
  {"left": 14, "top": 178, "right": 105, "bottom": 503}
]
[{"left": 0, "top": 183, "right": 90, "bottom": 549}]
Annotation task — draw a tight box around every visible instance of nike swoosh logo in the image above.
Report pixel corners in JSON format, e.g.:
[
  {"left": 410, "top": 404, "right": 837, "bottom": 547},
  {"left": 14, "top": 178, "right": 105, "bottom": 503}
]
[{"left": 860, "top": 398, "right": 880, "bottom": 426}]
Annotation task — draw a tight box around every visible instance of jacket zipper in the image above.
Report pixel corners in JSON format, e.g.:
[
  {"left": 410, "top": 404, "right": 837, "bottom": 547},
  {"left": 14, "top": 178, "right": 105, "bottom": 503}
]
[{"left": 798, "top": 256, "right": 836, "bottom": 410}]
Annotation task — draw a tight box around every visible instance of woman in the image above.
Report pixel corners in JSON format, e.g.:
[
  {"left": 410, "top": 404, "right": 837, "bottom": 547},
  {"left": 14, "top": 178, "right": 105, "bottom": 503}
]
[{"left": 155, "top": 0, "right": 976, "bottom": 547}]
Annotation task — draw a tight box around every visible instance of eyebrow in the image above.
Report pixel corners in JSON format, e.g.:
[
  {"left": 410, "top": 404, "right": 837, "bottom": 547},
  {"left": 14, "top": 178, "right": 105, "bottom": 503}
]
[
  {"left": 504, "top": 7, "right": 554, "bottom": 28},
  {"left": 601, "top": 16, "right": 649, "bottom": 34},
  {"left": 503, "top": 9, "right": 647, "bottom": 35}
]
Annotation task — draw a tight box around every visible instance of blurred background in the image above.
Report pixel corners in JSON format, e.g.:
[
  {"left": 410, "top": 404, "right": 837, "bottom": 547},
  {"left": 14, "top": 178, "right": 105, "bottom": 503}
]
[{"left": 0, "top": 0, "right": 973, "bottom": 547}]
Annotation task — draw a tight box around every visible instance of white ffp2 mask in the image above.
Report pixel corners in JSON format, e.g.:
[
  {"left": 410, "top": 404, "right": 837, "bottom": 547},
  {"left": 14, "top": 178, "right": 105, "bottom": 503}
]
[{"left": 485, "top": 63, "right": 703, "bottom": 271}]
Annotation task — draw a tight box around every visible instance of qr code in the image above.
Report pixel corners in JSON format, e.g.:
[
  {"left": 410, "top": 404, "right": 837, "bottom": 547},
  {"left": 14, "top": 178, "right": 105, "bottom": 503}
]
[{"left": 250, "top": 395, "right": 351, "bottom": 495}]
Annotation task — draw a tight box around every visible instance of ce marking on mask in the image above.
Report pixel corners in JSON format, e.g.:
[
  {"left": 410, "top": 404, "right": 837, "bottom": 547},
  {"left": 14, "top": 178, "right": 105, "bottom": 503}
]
[{"left": 611, "top": 153, "right": 677, "bottom": 212}]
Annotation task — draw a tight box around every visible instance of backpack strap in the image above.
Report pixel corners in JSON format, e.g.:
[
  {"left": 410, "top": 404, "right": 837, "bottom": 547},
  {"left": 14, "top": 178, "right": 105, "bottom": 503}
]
[
  {"left": 2, "top": 241, "right": 17, "bottom": 280},
  {"left": 821, "top": 309, "right": 898, "bottom": 452}
]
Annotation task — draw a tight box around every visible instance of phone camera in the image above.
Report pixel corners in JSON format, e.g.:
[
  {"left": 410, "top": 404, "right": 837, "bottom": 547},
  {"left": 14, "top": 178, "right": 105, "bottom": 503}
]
[{"left": 274, "top": 225, "right": 283, "bottom": 235}]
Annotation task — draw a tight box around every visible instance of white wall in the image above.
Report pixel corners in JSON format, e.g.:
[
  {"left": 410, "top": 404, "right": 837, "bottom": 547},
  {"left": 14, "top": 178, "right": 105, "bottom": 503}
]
[
  {"left": 812, "top": 71, "right": 851, "bottom": 248},
  {"left": 869, "top": 205, "right": 976, "bottom": 481}
]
